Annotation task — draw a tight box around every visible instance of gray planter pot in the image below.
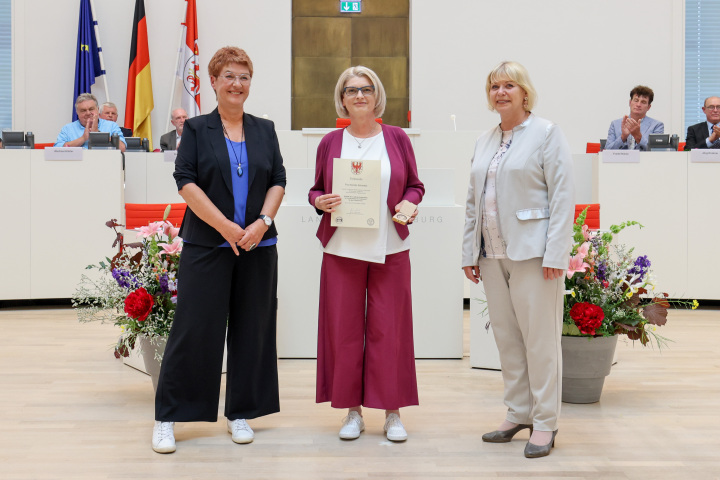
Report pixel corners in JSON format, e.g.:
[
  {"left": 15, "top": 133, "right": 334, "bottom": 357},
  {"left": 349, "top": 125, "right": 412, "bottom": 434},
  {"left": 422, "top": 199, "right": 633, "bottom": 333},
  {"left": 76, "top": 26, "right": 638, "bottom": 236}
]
[
  {"left": 561, "top": 335, "right": 618, "bottom": 404},
  {"left": 138, "top": 335, "right": 167, "bottom": 392}
]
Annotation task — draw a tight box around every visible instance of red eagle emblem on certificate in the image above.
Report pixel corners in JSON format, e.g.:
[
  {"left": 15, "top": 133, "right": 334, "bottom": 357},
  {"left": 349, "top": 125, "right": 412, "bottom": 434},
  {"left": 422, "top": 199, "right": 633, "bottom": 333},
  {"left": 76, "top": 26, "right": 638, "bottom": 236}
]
[{"left": 351, "top": 161, "right": 363, "bottom": 175}]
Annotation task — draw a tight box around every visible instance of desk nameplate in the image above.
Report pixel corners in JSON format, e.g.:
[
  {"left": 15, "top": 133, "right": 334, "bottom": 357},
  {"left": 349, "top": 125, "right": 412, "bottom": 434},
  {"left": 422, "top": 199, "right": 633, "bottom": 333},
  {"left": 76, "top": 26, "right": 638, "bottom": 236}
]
[
  {"left": 163, "top": 150, "right": 178, "bottom": 163},
  {"left": 601, "top": 150, "right": 640, "bottom": 163},
  {"left": 44, "top": 147, "right": 83, "bottom": 161},
  {"left": 690, "top": 149, "right": 720, "bottom": 163}
]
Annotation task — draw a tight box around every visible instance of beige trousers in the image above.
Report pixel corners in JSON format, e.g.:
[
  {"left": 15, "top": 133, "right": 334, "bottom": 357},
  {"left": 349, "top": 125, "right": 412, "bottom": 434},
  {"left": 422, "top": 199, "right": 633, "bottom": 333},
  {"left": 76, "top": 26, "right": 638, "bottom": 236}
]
[{"left": 479, "top": 257, "right": 564, "bottom": 432}]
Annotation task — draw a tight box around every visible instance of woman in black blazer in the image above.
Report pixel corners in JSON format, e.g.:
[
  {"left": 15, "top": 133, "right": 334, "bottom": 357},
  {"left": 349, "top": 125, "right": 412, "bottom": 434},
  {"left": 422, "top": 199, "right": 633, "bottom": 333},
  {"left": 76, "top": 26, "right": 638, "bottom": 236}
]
[{"left": 152, "top": 46, "right": 286, "bottom": 454}]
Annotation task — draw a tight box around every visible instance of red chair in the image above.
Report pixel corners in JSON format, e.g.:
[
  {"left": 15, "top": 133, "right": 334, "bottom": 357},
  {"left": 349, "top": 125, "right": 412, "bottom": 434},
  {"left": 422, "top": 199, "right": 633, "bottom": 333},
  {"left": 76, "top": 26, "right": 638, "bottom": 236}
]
[
  {"left": 34, "top": 143, "right": 55, "bottom": 149},
  {"left": 574, "top": 204, "right": 600, "bottom": 230},
  {"left": 335, "top": 118, "right": 383, "bottom": 128},
  {"left": 586, "top": 143, "right": 601, "bottom": 153},
  {"left": 678, "top": 142, "right": 686, "bottom": 151},
  {"left": 125, "top": 203, "right": 187, "bottom": 229}
]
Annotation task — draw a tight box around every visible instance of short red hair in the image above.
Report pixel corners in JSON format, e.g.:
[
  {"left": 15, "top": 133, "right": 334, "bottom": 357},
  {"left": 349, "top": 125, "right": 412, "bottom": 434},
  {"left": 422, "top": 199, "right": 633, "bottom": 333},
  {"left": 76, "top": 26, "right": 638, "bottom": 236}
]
[{"left": 207, "top": 46, "right": 253, "bottom": 77}]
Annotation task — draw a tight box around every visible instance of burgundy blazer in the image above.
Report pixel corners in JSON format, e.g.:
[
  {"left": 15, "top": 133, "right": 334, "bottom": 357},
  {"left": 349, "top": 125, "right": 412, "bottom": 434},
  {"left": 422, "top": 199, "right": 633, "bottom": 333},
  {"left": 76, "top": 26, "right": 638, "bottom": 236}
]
[{"left": 308, "top": 124, "right": 425, "bottom": 247}]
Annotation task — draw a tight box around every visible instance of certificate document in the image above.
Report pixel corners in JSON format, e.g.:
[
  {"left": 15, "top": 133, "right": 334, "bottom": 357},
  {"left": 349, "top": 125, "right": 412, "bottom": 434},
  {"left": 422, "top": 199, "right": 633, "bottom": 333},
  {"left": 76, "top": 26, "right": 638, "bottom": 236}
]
[{"left": 331, "top": 157, "right": 381, "bottom": 228}]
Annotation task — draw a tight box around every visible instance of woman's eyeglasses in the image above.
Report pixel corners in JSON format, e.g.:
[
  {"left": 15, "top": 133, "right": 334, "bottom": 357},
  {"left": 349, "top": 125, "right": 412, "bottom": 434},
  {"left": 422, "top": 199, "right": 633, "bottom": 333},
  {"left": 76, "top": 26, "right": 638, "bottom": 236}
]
[
  {"left": 343, "top": 85, "right": 375, "bottom": 97},
  {"left": 221, "top": 73, "right": 252, "bottom": 85}
]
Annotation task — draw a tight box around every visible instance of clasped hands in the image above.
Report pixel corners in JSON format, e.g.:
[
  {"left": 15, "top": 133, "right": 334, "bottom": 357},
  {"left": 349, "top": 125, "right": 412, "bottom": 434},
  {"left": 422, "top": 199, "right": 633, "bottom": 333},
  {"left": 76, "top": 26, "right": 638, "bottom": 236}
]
[
  {"left": 710, "top": 125, "right": 720, "bottom": 143},
  {"left": 220, "top": 219, "right": 268, "bottom": 256},
  {"left": 620, "top": 115, "right": 642, "bottom": 143},
  {"left": 81, "top": 114, "right": 100, "bottom": 141},
  {"left": 314, "top": 194, "right": 419, "bottom": 223}
]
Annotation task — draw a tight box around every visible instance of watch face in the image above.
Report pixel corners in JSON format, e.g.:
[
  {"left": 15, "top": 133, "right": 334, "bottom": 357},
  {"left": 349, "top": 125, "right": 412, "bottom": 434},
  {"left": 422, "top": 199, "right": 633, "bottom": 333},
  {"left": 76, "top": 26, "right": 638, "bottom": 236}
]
[{"left": 262, "top": 215, "right": 272, "bottom": 226}]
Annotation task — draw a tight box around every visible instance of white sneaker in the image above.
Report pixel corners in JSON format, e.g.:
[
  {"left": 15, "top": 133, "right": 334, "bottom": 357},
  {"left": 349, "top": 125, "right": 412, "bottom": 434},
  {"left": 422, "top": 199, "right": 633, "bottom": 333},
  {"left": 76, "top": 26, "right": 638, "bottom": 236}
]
[
  {"left": 339, "top": 411, "right": 365, "bottom": 440},
  {"left": 384, "top": 413, "right": 408, "bottom": 442},
  {"left": 152, "top": 421, "right": 176, "bottom": 453},
  {"left": 227, "top": 419, "right": 254, "bottom": 444}
]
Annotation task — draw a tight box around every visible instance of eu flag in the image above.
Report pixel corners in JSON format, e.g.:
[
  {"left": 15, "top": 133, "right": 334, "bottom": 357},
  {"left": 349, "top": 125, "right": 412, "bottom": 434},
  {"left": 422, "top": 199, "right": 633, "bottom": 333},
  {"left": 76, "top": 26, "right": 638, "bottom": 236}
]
[{"left": 72, "top": 0, "right": 104, "bottom": 120}]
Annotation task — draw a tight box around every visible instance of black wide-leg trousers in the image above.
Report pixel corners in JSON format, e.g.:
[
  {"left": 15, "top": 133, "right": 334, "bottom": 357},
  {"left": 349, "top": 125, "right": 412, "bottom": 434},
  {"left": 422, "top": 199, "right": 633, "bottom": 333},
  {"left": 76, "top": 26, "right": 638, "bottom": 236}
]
[{"left": 155, "top": 243, "right": 280, "bottom": 422}]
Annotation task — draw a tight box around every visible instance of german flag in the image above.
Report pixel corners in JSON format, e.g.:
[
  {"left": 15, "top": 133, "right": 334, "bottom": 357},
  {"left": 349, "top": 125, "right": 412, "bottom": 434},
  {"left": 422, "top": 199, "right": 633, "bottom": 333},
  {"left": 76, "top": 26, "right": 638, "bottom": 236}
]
[{"left": 124, "top": 0, "right": 153, "bottom": 146}]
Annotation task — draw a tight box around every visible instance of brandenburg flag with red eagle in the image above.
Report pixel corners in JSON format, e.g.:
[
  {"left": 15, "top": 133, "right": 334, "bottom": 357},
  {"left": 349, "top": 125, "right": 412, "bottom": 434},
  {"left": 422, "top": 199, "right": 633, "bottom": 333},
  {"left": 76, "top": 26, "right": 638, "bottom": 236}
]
[
  {"left": 124, "top": 0, "right": 154, "bottom": 146},
  {"left": 178, "top": 0, "right": 201, "bottom": 117}
]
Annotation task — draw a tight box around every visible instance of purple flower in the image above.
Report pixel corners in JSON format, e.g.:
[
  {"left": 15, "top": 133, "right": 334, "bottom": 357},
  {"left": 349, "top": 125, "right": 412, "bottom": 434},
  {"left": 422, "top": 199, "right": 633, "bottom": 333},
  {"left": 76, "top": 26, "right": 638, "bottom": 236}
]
[
  {"left": 597, "top": 261, "right": 608, "bottom": 282},
  {"left": 158, "top": 274, "right": 170, "bottom": 295},
  {"left": 628, "top": 255, "right": 651, "bottom": 281},
  {"left": 111, "top": 268, "right": 140, "bottom": 289}
]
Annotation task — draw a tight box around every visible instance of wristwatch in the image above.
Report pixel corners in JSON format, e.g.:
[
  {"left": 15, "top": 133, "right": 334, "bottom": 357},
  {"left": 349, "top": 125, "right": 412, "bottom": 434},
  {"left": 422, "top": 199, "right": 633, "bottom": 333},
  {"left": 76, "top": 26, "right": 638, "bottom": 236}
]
[{"left": 259, "top": 214, "right": 273, "bottom": 227}]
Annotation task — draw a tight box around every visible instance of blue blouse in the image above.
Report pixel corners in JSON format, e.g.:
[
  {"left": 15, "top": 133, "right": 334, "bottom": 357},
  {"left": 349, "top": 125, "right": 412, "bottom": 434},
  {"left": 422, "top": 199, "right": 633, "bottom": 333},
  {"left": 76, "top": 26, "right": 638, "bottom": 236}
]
[{"left": 218, "top": 138, "right": 277, "bottom": 248}]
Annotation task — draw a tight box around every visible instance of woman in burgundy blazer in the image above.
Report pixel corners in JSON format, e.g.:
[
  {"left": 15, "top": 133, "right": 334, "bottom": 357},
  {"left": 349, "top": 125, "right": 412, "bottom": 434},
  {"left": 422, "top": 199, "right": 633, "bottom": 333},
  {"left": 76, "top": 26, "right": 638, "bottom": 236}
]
[{"left": 308, "top": 66, "right": 424, "bottom": 442}]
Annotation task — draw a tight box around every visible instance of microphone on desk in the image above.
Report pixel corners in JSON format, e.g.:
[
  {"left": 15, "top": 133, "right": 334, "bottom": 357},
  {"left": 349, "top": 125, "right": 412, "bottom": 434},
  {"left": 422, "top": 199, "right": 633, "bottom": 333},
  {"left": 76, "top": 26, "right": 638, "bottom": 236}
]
[{"left": 450, "top": 114, "right": 457, "bottom": 132}]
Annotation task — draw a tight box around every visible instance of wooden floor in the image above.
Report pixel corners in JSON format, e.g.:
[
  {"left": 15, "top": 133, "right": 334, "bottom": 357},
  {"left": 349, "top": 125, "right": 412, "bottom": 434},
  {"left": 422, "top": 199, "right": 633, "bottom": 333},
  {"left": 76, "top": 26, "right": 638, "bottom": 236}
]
[{"left": 1, "top": 306, "right": 719, "bottom": 480}]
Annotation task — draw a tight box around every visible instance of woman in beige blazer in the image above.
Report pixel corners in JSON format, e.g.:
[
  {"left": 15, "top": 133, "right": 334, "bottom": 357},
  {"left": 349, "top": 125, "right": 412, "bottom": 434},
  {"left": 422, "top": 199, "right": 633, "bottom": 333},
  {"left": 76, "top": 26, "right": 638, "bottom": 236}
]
[{"left": 462, "top": 61, "right": 574, "bottom": 458}]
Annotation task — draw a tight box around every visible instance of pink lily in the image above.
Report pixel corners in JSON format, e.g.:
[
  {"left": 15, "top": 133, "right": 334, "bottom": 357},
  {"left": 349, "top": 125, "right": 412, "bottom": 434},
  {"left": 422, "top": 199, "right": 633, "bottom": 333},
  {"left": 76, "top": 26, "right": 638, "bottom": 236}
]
[
  {"left": 582, "top": 224, "right": 593, "bottom": 241},
  {"left": 158, "top": 238, "right": 183, "bottom": 256},
  {"left": 567, "top": 242, "right": 591, "bottom": 279},
  {"left": 162, "top": 221, "right": 178, "bottom": 236},
  {"left": 138, "top": 221, "right": 164, "bottom": 238}
]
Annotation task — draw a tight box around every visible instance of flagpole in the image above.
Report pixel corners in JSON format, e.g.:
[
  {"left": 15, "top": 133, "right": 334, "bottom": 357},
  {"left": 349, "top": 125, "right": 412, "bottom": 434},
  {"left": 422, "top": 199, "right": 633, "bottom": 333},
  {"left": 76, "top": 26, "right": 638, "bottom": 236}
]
[
  {"left": 166, "top": 1, "right": 188, "bottom": 133},
  {"left": 88, "top": 0, "right": 110, "bottom": 102}
]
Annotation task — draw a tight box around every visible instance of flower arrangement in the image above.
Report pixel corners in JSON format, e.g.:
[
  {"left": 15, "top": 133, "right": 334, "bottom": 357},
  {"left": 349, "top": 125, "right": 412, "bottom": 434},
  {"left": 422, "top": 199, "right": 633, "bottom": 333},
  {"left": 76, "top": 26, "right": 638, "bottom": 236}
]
[
  {"left": 73, "top": 205, "right": 182, "bottom": 358},
  {"left": 564, "top": 208, "right": 697, "bottom": 348}
]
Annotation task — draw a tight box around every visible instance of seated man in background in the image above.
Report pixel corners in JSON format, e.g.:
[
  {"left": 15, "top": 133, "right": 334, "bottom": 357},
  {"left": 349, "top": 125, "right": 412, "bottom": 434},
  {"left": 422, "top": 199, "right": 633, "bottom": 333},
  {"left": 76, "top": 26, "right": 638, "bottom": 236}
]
[
  {"left": 605, "top": 85, "right": 664, "bottom": 150},
  {"left": 55, "top": 93, "right": 126, "bottom": 151},
  {"left": 159, "top": 108, "right": 188, "bottom": 151},
  {"left": 685, "top": 96, "right": 720, "bottom": 150},
  {"left": 99, "top": 102, "right": 133, "bottom": 138}
]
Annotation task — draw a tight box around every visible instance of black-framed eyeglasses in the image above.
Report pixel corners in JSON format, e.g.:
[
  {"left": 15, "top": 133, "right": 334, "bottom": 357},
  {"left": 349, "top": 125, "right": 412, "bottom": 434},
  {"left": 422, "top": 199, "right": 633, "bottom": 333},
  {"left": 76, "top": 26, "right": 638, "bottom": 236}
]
[
  {"left": 222, "top": 73, "right": 252, "bottom": 85},
  {"left": 705, "top": 105, "right": 720, "bottom": 111},
  {"left": 343, "top": 85, "right": 375, "bottom": 97}
]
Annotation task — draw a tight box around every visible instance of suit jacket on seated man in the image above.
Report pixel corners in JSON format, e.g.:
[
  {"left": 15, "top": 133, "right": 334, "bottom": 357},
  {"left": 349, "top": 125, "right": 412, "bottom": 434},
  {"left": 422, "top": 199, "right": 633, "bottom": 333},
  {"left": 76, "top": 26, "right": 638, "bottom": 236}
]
[
  {"left": 685, "top": 96, "right": 720, "bottom": 150},
  {"left": 605, "top": 85, "right": 664, "bottom": 151},
  {"left": 160, "top": 108, "right": 189, "bottom": 151}
]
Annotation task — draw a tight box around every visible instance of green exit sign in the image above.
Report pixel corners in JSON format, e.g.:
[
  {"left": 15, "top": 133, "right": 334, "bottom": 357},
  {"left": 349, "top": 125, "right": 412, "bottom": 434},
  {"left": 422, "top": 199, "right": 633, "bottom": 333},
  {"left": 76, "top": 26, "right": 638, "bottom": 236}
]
[{"left": 340, "top": 1, "right": 362, "bottom": 13}]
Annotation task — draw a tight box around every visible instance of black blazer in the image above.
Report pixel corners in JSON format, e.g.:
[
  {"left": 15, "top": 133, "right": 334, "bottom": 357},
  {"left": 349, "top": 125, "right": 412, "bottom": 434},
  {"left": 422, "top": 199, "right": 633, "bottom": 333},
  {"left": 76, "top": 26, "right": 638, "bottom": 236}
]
[
  {"left": 173, "top": 109, "right": 286, "bottom": 247},
  {"left": 685, "top": 121, "right": 711, "bottom": 150}
]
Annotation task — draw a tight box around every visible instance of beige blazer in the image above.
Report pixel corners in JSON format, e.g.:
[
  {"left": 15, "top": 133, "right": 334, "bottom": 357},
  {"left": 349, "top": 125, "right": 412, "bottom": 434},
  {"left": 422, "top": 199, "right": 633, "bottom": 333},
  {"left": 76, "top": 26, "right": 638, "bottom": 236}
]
[{"left": 462, "top": 115, "right": 574, "bottom": 270}]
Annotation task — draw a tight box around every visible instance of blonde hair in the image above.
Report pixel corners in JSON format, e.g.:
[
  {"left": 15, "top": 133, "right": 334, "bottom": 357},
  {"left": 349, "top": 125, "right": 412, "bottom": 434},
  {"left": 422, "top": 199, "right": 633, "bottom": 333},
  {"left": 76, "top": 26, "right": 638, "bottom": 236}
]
[
  {"left": 485, "top": 61, "right": 537, "bottom": 112},
  {"left": 334, "top": 66, "right": 387, "bottom": 119}
]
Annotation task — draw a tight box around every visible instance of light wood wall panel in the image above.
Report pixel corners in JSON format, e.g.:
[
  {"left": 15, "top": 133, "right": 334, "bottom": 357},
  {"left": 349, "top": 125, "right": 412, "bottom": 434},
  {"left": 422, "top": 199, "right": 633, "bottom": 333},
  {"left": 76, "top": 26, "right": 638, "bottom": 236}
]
[{"left": 292, "top": 0, "right": 409, "bottom": 129}]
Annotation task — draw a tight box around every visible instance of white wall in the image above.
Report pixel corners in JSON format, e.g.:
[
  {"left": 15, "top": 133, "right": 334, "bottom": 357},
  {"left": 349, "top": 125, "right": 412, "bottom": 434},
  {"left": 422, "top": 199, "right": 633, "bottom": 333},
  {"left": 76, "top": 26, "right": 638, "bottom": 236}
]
[
  {"left": 13, "top": 0, "right": 684, "bottom": 153},
  {"left": 12, "top": 0, "right": 291, "bottom": 148},
  {"left": 410, "top": 0, "right": 685, "bottom": 153}
]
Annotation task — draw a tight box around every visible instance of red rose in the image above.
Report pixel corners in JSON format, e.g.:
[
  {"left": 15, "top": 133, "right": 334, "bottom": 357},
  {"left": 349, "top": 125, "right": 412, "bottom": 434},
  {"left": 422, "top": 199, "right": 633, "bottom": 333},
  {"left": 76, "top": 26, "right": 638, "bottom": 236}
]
[
  {"left": 124, "top": 287, "right": 154, "bottom": 322},
  {"left": 569, "top": 302, "right": 605, "bottom": 335}
]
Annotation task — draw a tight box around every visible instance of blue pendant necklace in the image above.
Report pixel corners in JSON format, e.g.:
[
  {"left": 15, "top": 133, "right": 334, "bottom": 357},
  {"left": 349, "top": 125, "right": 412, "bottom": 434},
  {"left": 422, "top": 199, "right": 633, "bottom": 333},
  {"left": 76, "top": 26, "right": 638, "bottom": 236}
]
[{"left": 222, "top": 121, "right": 245, "bottom": 177}]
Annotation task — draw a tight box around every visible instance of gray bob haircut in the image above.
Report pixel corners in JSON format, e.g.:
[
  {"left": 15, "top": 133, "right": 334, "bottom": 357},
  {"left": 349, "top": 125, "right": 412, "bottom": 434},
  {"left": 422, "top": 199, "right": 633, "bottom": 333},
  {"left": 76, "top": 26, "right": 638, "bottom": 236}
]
[
  {"left": 485, "top": 61, "right": 538, "bottom": 112},
  {"left": 75, "top": 93, "right": 99, "bottom": 110},
  {"left": 334, "top": 66, "right": 387, "bottom": 119}
]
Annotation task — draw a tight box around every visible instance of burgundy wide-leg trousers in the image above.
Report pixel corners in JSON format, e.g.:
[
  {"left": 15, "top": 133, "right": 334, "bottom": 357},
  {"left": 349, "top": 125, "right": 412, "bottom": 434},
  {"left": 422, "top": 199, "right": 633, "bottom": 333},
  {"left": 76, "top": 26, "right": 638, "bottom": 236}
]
[{"left": 316, "top": 250, "right": 419, "bottom": 410}]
